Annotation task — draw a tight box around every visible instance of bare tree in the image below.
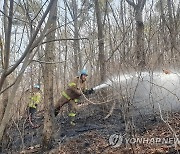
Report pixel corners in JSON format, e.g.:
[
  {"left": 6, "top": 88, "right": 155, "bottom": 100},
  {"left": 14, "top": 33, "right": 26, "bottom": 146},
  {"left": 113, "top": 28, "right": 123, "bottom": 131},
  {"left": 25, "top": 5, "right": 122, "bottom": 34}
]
[
  {"left": 94, "top": 0, "right": 106, "bottom": 82},
  {"left": 0, "top": 0, "right": 13, "bottom": 122},
  {"left": 71, "top": 0, "right": 82, "bottom": 72},
  {"left": 42, "top": 0, "right": 57, "bottom": 150},
  {"left": 126, "top": 0, "right": 146, "bottom": 68},
  {"left": 0, "top": 0, "right": 56, "bottom": 143},
  {"left": 63, "top": 0, "right": 83, "bottom": 74},
  {"left": 167, "top": 0, "right": 177, "bottom": 54}
]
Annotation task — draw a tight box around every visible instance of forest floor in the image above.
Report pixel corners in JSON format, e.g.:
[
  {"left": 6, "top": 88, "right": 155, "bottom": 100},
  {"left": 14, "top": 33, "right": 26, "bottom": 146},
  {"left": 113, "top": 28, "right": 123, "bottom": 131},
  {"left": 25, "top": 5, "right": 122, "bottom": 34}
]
[{"left": 1, "top": 103, "right": 180, "bottom": 154}]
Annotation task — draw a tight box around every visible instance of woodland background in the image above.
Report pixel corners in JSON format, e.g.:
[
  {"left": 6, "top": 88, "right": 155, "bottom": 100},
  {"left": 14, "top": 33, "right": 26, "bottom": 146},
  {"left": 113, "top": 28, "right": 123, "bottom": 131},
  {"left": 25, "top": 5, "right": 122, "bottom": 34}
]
[{"left": 0, "top": 0, "right": 180, "bottom": 152}]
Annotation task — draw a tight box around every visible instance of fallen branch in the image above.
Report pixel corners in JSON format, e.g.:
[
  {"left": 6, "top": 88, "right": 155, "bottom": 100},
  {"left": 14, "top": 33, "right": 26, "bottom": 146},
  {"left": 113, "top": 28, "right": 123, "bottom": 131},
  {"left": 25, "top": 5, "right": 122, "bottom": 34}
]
[
  {"left": 158, "top": 103, "right": 179, "bottom": 149},
  {"left": 103, "top": 101, "right": 116, "bottom": 120}
]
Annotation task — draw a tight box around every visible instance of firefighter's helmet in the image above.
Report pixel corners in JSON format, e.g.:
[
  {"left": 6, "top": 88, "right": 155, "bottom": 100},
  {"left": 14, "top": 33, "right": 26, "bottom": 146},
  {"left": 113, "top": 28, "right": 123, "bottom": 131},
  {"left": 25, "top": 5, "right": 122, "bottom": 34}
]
[
  {"left": 80, "top": 69, "right": 88, "bottom": 76},
  {"left": 34, "top": 84, "right": 40, "bottom": 89}
]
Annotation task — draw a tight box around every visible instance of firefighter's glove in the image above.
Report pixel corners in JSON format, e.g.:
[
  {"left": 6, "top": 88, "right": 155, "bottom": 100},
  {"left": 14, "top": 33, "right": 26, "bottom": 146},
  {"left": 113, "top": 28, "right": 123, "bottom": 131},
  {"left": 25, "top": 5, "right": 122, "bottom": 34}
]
[
  {"left": 84, "top": 88, "right": 95, "bottom": 95},
  {"left": 89, "top": 88, "right": 95, "bottom": 94}
]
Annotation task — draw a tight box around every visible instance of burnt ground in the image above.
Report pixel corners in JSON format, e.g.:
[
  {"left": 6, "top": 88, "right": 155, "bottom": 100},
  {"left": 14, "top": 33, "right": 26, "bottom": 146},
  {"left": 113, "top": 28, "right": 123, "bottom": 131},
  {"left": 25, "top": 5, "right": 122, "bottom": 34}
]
[{"left": 1, "top": 102, "right": 180, "bottom": 154}]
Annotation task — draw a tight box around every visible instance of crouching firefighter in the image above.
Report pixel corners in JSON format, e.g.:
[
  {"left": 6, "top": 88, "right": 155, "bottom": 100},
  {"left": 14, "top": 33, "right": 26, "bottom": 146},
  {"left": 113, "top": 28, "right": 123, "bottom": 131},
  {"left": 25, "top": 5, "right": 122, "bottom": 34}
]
[
  {"left": 54, "top": 69, "right": 94, "bottom": 125},
  {"left": 28, "top": 85, "right": 42, "bottom": 128}
]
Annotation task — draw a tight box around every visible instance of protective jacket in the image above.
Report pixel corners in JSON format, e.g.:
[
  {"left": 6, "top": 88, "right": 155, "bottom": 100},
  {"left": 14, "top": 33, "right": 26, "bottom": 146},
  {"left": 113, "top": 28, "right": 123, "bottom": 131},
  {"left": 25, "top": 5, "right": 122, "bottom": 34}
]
[
  {"left": 64, "top": 76, "right": 87, "bottom": 100},
  {"left": 28, "top": 92, "right": 41, "bottom": 109},
  {"left": 54, "top": 76, "right": 87, "bottom": 116}
]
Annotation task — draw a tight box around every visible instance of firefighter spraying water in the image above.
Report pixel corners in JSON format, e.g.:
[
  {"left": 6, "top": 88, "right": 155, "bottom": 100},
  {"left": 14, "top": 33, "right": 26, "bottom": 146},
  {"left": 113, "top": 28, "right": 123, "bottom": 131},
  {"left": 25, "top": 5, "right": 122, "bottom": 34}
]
[
  {"left": 54, "top": 69, "right": 94, "bottom": 125},
  {"left": 54, "top": 69, "right": 180, "bottom": 125}
]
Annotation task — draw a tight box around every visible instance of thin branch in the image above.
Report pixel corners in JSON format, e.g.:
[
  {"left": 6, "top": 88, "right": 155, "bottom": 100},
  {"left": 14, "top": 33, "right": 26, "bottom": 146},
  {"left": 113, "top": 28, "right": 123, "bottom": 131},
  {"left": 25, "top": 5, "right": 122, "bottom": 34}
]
[
  {"left": 5, "top": 0, "right": 55, "bottom": 77},
  {"left": 0, "top": 9, "right": 30, "bottom": 24},
  {"left": 105, "top": 24, "right": 132, "bottom": 62},
  {"left": 158, "top": 103, "right": 178, "bottom": 149},
  {"left": 104, "top": 101, "right": 116, "bottom": 119},
  {"left": 125, "top": 0, "right": 136, "bottom": 8},
  {"left": 141, "top": 0, "right": 146, "bottom": 11},
  {"left": 32, "top": 38, "right": 89, "bottom": 49},
  {"left": 0, "top": 45, "right": 40, "bottom": 94},
  {"left": 32, "top": 0, "right": 49, "bottom": 21},
  {"left": 146, "top": 80, "right": 180, "bottom": 102},
  {"left": 32, "top": 59, "right": 66, "bottom": 64},
  {"left": 4, "top": 0, "right": 13, "bottom": 70}
]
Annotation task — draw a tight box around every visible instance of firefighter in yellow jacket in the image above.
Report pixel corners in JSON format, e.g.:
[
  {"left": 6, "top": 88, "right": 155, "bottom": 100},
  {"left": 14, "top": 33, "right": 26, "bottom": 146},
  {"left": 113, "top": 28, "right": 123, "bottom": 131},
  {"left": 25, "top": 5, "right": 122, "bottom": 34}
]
[
  {"left": 28, "top": 84, "right": 41, "bottom": 128},
  {"left": 54, "top": 69, "right": 94, "bottom": 125}
]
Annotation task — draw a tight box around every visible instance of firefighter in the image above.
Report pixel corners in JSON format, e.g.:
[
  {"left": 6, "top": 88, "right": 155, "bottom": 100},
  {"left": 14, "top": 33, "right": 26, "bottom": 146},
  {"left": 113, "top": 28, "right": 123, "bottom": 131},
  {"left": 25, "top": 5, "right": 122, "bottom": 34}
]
[
  {"left": 54, "top": 69, "right": 94, "bottom": 125},
  {"left": 28, "top": 84, "right": 41, "bottom": 128},
  {"left": 162, "top": 69, "right": 171, "bottom": 74}
]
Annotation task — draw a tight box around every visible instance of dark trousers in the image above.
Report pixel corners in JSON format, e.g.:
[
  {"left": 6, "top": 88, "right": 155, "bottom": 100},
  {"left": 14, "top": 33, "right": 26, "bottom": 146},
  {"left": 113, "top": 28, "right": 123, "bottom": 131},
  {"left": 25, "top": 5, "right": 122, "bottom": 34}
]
[{"left": 28, "top": 107, "right": 36, "bottom": 117}]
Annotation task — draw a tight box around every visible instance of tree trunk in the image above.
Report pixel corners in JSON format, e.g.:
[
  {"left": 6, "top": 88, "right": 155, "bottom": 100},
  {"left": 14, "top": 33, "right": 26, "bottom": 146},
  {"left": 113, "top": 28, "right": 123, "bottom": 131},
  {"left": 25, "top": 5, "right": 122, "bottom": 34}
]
[
  {"left": 126, "top": 0, "right": 146, "bottom": 69},
  {"left": 135, "top": 10, "right": 145, "bottom": 68},
  {"left": 158, "top": 0, "right": 168, "bottom": 65},
  {"left": 0, "top": 81, "right": 8, "bottom": 122},
  {"left": 94, "top": 0, "right": 106, "bottom": 82},
  {"left": 42, "top": 0, "right": 57, "bottom": 150},
  {"left": 167, "top": 0, "right": 176, "bottom": 55},
  {"left": 0, "top": 0, "right": 55, "bottom": 144},
  {"left": 72, "top": 0, "right": 82, "bottom": 73},
  {"left": 0, "top": 0, "right": 13, "bottom": 124}
]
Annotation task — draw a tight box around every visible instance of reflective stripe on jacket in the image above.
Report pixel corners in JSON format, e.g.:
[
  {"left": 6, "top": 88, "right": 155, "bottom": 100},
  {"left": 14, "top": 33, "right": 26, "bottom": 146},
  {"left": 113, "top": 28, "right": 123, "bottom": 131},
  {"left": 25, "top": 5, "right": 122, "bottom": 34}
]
[
  {"left": 62, "top": 91, "right": 71, "bottom": 100},
  {"left": 61, "top": 76, "right": 87, "bottom": 101},
  {"left": 62, "top": 91, "right": 79, "bottom": 103},
  {"left": 28, "top": 92, "right": 41, "bottom": 108},
  {"left": 67, "top": 76, "right": 87, "bottom": 94}
]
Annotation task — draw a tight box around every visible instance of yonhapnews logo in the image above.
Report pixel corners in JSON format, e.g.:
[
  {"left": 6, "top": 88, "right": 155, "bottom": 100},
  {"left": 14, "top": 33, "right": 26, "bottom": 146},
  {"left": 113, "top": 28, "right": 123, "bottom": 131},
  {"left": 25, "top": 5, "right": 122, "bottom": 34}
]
[{"left": 109, "top": 134, "right": 180, "bottom": 148}]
